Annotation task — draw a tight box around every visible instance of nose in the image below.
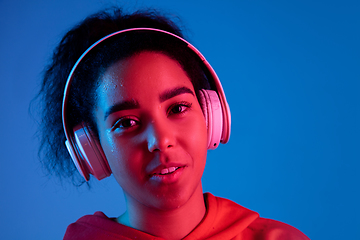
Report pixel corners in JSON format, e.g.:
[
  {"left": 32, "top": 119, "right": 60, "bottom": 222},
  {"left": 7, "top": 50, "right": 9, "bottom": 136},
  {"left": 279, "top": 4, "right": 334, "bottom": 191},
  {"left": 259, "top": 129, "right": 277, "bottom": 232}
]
[{"left": 147, "top": 120, "right": 175, "bottom": 152}]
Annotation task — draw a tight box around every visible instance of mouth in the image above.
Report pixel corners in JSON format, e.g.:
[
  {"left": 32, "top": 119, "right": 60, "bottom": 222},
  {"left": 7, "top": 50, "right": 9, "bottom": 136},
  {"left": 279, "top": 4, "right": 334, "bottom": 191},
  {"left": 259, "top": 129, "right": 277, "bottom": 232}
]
[
  {"left": 150, "top": 166, "right": 185, "bottom": 183},
  {"left": 156, "top": 166, "right": 180, "bottom": 175}
]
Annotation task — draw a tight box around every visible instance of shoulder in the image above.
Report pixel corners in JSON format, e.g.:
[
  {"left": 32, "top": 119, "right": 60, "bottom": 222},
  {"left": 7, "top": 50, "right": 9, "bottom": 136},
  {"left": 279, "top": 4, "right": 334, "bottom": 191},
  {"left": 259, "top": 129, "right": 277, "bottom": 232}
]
[
  {"left": 66, "top": 211, "right": 112, "bottom": 228},
  {"left": 63, "top": 212, "right": 159, "bottom": 240},
  {"left": 63, "top": 212, "right": 123, "bottom": 240},
  {"left": 206, "top": 193, "right": 309, "bottom": 240},
  {"left": 247, "top": 217, "right": 310, "bottom": 240}
]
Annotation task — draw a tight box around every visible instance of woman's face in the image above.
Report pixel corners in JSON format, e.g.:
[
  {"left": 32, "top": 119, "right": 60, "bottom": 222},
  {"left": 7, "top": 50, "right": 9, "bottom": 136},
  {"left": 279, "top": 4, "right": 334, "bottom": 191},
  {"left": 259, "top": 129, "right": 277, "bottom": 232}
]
[{"left": 94, "top": 51, "right": 208, "bottom": 210}]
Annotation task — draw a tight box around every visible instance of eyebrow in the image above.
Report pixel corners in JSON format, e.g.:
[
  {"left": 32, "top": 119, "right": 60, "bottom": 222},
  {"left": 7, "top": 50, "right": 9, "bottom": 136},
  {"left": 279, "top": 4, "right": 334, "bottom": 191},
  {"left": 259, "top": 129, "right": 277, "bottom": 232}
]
[
  {"left": 104, "top": 86, "right": 195, "bottom": 121},
  {"left": 159, "top": 86, "right": 194, "bottom": 103},
  {"left": 104, "top": 99, "right": 139, "bottom": 121}
]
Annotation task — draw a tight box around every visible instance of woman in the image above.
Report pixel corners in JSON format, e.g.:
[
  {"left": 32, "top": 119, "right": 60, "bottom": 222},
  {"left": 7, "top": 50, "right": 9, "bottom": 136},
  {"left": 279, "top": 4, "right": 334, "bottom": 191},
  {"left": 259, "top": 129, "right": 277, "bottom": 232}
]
[{"left": 38, "top": 7, "right": 309, "bottom": 240}]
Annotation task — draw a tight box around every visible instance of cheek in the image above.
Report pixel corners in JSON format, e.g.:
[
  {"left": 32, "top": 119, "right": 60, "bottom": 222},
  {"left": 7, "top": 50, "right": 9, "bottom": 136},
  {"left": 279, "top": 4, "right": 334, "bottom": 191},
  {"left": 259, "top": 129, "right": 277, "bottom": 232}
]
[
  {"left": 180, "top": 110, "right": 208, "bottom": 160},
  {"left": 99, "top": 132, "right": 149, "bottom": 189},
  {"left": 99, "top": 133, "right": 133, "bottom": 178},
  {"left": 190, "top": 109, "right": 208, "bottom": 144}
]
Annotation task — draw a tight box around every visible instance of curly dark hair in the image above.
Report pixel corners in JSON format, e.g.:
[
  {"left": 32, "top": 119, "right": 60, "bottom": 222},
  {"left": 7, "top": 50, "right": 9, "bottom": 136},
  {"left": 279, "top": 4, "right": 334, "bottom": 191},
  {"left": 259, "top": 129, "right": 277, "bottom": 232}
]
[{"left": 36, "top": 7, "right": 211, "bottom": 186}]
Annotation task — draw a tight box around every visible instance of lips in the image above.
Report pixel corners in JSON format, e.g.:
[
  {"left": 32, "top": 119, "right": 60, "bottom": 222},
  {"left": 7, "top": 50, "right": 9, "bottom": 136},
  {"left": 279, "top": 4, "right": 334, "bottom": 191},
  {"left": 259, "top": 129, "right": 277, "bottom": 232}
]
[
  {"left": 149, "top": 165, "right": 185, "bottom": 183},
  {"left": 158, "top": 166, "right": 179, "bottom": 175}
]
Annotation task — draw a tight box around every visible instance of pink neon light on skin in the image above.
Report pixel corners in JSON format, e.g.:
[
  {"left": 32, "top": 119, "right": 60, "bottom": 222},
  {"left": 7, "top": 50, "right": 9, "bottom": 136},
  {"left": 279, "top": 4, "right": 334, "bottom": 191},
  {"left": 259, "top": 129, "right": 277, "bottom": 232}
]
[{"left": 95, "top": 52, "right": 208, "bottom": 216}]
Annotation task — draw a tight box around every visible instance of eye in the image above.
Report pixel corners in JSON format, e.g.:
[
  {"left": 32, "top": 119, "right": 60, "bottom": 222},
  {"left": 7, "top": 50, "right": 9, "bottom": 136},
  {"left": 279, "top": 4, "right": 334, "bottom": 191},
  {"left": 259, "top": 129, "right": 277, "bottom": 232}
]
[
  {"left": 111, "top": 116, "right": 139, "bottom": 132},
  {"left": 168, "top": 101, "right": 192, "bottom": 116}
]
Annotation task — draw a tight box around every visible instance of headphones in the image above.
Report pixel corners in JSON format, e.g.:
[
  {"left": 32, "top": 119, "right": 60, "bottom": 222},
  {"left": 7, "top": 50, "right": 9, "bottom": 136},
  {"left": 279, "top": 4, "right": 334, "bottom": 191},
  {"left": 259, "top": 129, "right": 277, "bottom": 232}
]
[{"left": 62, "top": 28, "right": 231, "bottom": 181}]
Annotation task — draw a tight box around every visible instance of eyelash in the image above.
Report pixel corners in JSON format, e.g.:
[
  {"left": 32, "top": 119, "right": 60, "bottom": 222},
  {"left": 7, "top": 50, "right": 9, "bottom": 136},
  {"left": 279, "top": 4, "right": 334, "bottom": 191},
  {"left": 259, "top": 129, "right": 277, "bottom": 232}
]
[
  {"left": 167, "top": 101, "right": 192, "bottom": 116},
  {"left": 112, "top": 116, "right": 139, "bottom": 132},
  {"left": 111, "top": 101, "right": 192, "bottom": 132}
]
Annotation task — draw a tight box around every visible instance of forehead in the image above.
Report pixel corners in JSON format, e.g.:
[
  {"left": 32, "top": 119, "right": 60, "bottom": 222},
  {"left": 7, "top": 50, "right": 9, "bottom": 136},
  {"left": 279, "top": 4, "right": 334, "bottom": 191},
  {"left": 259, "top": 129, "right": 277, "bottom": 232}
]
[{"left": 96, "top": 51, "right": 194, "bottom": 106}]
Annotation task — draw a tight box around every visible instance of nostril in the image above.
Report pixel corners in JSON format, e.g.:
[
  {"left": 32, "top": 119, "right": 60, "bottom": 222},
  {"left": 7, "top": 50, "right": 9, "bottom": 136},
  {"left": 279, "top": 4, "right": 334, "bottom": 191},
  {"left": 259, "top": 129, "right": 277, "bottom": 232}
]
[{"left": 147, "top": 124, "right": 175, "bottom": 152}]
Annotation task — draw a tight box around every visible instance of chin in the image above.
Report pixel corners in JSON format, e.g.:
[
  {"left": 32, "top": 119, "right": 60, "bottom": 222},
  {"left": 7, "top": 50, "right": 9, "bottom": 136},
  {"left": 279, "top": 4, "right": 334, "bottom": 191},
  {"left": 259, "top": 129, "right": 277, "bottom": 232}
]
[
  {"left": 149, "top": 194, "right": 190, "bottom": 211},
  {"left": 146, "top": 183, "right": 202, "bottom": 211}
]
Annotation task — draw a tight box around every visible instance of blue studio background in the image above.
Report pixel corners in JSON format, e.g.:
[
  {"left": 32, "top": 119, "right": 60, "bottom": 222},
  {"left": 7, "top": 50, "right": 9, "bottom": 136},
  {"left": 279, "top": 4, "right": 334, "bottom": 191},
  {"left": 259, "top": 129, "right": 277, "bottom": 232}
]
[{"left": 0, "top": 0, "right": 359, "bottom": 239}]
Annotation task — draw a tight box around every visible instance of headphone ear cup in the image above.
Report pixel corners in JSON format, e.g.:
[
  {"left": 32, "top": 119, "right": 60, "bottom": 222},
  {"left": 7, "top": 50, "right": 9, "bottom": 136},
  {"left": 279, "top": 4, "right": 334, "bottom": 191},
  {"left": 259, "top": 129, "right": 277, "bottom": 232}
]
[
  {"left": 69, "top": 123, "right": 111, "bottom": 180},
  {"left": 65, "top": 139, "right": 88, "bottom": 180},
  {"left": 199, "top": 89, "right": 223, "bottom": 150},
  {"left": 198, "top": 90, "right": 209, "bottom": 129}
]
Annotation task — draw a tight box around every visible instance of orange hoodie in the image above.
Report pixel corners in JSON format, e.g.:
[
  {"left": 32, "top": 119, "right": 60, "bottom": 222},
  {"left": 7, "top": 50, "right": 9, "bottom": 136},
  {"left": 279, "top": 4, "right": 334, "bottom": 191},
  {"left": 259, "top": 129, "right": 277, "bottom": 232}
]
[{"left": 64, "top": 193, "right": 309, "bottom": 239}]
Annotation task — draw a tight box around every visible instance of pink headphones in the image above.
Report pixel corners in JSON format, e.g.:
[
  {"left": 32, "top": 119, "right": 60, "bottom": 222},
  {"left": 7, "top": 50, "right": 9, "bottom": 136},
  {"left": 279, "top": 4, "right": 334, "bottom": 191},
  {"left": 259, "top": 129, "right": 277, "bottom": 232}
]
[{"left": 62, "top": 28, "right": 231, "bottom": 181}]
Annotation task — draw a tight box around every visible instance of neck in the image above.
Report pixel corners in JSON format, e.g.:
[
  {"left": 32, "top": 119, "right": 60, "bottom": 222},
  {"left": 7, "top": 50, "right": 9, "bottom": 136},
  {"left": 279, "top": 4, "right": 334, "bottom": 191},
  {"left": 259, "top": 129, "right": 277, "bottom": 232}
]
[{"left": 118, "top": 184, "right": 206, "bottom": 240}]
